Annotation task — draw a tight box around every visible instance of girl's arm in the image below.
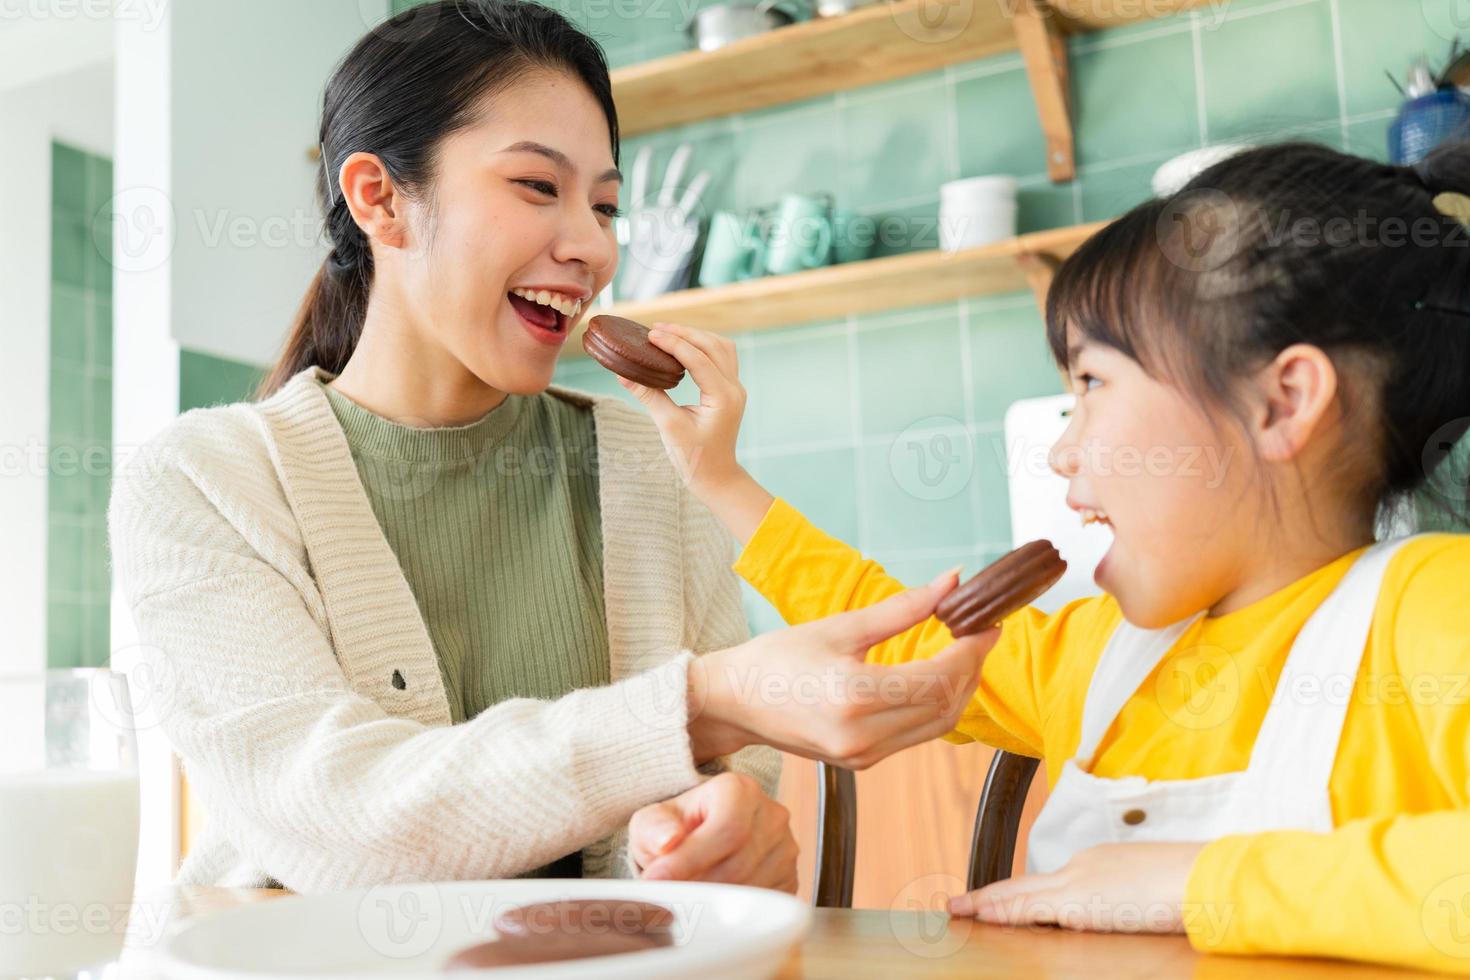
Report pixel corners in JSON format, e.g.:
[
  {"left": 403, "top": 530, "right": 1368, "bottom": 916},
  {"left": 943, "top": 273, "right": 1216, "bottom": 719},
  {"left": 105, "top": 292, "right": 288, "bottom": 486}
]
[
  {"left": 1181, "top": 543, "right": 1470, "bottom": 974},
  {"left": 1183, "top": 810, "right": 1470, "bottom": 973},
  {"left": 623, "top": 323, "right": 1052, "bottom": 756},
  {"left": 732, "top": 495, "right": 961, "bottom": 669},
  {"left": 619, "top": 324, "right": 957, "bottom": 668},
  {"left": 959, "top": 539, "right": 1470, "bottom": 975}
]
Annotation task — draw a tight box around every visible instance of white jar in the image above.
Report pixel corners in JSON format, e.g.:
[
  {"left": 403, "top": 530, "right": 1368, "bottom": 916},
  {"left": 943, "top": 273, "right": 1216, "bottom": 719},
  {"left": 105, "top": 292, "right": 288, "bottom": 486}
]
[{"left": 939, "top": 175, "right": 1018, "bottom": 251}]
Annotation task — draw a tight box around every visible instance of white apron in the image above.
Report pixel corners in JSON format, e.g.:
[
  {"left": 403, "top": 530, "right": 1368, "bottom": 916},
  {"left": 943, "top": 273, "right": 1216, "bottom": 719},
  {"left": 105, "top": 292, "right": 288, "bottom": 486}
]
[{"left": 1026, "top": 536, "right": 1417, "bottom": 874}]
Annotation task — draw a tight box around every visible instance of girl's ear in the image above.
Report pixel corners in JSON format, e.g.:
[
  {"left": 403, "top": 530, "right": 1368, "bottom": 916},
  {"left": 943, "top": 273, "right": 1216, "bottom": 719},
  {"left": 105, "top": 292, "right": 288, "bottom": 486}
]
[{"left": 1251, "top": 343, "right": 1339, "bottom": 463}]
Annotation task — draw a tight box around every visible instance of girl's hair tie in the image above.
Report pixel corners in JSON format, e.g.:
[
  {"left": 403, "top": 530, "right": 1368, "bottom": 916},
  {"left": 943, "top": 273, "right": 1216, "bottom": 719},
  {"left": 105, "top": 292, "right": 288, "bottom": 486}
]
[{"left": 1432, "top": 190, "right": 1470, "bottom": 229}]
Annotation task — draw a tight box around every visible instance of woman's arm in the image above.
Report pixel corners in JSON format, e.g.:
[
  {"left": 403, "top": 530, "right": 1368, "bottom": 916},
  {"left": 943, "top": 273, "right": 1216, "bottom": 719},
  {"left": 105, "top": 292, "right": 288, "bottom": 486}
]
[
  {"left": 113, "top": 435, "right": 991, "bottom": 892},
  {"left": 111, "top": 453, "right": 713, "bottom": 893},
  {"left": 675, "top": 475, "right": 782, "bottom": 795}
]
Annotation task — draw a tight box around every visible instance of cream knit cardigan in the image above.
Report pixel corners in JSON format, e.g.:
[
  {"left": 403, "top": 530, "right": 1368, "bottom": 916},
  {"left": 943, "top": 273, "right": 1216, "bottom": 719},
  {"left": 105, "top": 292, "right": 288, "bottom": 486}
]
[{"left": 108, "top": 367, "right": 781, "bottom": 893}]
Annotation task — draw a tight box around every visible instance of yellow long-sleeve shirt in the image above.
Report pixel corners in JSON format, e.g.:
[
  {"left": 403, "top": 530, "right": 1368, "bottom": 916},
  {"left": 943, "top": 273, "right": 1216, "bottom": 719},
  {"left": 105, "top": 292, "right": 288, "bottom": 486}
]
[{"left": 733, "top": 498, "right": 1470, "bottom": 974}]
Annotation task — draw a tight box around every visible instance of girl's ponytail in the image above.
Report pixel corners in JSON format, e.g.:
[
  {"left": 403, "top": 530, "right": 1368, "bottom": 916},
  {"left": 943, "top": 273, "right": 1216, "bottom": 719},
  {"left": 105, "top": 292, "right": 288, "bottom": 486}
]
[
  {"left": 1405, "top": 138, "right": 1470, "bottom": 198},
  {"left": 1403, "top": 140, "right": 1470, "bottom": 531}
]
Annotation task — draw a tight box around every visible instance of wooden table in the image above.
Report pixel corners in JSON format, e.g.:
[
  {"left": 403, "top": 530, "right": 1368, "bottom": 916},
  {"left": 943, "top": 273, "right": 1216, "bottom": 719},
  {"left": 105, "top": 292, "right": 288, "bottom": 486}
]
[{"left": 121, "top": 886, "right": 1415, "bottom": 978}]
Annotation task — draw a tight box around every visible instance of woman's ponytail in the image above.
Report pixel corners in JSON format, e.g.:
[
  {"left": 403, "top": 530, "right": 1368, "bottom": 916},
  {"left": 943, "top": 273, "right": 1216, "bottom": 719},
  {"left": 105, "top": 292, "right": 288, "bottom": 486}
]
[
  {"left": 253, "top": 0, "right": 619, "bottom": 400},
  {"left": 257, "top": 158, "right": 374, "bottom": 399}
]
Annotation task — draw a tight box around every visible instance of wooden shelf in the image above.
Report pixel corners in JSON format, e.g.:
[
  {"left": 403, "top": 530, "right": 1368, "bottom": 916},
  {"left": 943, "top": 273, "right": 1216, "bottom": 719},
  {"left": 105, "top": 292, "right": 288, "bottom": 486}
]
[
  {"left": 566, "top": 221, "right": 1104, "bottom": 354},
  {"left": 612, "top": 0, "right": 1221, "bottom": 180}
]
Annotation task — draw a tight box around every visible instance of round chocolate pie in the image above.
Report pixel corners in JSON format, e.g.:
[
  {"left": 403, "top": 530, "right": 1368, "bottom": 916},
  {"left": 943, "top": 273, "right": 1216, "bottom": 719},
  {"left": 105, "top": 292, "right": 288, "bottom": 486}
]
[{"left": 582, "top": 314, "right": 685, "bottom": 390}]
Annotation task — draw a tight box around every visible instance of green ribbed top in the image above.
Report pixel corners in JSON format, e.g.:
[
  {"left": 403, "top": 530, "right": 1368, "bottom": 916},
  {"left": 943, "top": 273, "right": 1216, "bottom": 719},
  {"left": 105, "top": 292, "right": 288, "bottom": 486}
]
[{"left": 322, "top": 383, "right": 610, "bottom": 730}]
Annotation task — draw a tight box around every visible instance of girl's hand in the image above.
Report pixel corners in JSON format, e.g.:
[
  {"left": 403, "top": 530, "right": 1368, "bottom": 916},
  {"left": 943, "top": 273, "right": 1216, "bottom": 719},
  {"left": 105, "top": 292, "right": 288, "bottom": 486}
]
[
  {"left": 619, "top": 323, "right": 773, "bottom": 544},
  {"left": 946, "top": 842, "right": 1205, "bottom": 933},
  {"left": 686, "top": 568, "right": 1001, "bottom": 770},
  {"left": 619, "top": 322, "right": 743, "bottom": 496}
]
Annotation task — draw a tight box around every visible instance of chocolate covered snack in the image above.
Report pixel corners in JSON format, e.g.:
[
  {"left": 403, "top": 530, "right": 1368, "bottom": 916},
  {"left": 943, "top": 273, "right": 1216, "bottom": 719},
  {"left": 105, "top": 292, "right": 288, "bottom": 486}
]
[
  {"left": 936, "top": 541, "right": 1067, "bottom": 637},
  {"left": 582, "top": 314, "right": 686, "bottom": 390},
  {"left": 494, "top": 899, "right": 675, "bottom": 943},
  {"left": 444, "top": 932, "right": 663, "bottom": 970},
  {"left": 443, "top": 898, "right": 677, "bottom": 972}
]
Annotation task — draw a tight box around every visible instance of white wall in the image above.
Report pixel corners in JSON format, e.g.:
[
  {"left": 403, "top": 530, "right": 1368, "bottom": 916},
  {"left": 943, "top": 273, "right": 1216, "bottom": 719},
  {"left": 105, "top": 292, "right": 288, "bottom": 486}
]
[
  {"left": 110, "top": 0, "right": 389, "bottom": 892},
  {"left": 169, "top": 0, "right": 387, "bottom": 367},
  {"left": 113, "top": 1, "right": 181, "bottom": 899},
  {"left": 0, "top": 6, "right": 114, "bottom": 93},
  {"left": 0, "top": 61, "right": 114, "bottom": 678}
]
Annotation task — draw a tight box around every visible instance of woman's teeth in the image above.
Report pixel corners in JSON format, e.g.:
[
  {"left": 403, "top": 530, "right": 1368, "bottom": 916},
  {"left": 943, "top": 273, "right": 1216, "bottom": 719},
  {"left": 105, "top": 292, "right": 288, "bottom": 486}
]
[
  {"left": 510, "top": 287, "right": 582, "bottom": 319},
  {"left": 1080, "top": 508, "right": 1112, "bottom": 527}
]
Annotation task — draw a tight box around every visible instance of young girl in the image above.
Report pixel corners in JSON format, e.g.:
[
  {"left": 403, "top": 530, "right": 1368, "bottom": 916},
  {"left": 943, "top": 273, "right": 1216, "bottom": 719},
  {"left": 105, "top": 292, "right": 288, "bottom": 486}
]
[{"left": 622, "top": 140, "right": 1470, "bottom": 972}]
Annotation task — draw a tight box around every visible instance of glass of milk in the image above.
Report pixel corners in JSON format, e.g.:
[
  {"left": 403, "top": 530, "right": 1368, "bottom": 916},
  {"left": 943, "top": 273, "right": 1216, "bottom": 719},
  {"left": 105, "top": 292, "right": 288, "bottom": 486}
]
[{"left": 0, "top": 670, "right": 140, "bottom": 979}]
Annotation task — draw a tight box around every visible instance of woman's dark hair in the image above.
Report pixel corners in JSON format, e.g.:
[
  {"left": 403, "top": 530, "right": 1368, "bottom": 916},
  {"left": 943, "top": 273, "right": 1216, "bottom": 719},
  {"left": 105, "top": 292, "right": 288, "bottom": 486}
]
[
  {"left": 1045, "top": 139, "right": 1470, "bottom": 533},
  {"left": 259, "top": 0, "right": 619, "bottom": 398}
]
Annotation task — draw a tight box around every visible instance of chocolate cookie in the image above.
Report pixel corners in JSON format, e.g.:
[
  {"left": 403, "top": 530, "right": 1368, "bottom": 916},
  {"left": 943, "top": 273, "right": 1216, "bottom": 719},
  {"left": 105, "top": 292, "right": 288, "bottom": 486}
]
[
  {"left": 582, "top": 315, "right": 685, "bottom": 390},
  {"left": 493, "top": 899, "right": 675, "bottom": 943},
  {"left": 936, "top": 541, "right": 1066, "bottom": 637},
  {"left": 444, "top": 931, "right": 662, "bottom": 970},
  {"left": 443, "top": 899, "right": 677, "bottom": 972}
]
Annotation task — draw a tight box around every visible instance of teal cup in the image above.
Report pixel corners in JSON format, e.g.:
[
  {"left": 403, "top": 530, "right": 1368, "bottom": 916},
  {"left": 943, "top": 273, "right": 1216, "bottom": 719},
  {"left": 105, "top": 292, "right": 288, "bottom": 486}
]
[
  {"left": 763, "top": 193, "right": 833, "bottom": 276},
  {"left": 831, "top": 207, "right": 875, "bottom": 264},
  {"left": 698, "top": 210, "right": 767, "bottom": 288}
]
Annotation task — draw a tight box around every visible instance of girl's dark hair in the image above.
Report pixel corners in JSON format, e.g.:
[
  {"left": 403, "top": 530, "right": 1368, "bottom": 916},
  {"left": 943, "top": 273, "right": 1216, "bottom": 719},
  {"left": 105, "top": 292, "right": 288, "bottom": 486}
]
[
  {"left": 1045, "top": 139, "right": 1470, "bottom": 533},
  {"left": 259, "top": 0, "right": 619, "bottom": 398}
]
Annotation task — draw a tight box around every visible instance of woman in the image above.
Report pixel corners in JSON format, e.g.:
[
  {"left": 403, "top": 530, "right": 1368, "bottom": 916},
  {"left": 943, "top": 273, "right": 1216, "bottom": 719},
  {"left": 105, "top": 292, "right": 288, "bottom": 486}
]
[{"left": 108, "top": 0, "right": 986, "bottom": 894}]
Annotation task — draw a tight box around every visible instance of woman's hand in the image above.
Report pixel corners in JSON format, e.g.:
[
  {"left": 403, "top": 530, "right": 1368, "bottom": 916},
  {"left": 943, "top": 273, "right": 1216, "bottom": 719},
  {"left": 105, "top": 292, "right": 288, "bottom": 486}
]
[
  {"left": 946, "top": 842, "right": 1205, "bottom": 933},
  {"left": 619, "top": 322, "right": 772, "bottom": 545},
  {"left": 627, "top": 772, "right": 799, "bottom": 894},
  {"left": 686, "top": 569, "right": 1000, "bottom": 770}
]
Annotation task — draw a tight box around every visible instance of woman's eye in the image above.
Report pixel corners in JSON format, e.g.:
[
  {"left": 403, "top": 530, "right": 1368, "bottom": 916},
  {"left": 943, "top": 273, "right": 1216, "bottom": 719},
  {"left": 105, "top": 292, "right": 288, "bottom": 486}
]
[{"left": 518, "top": 179, "right": 622, "bottom": 220}]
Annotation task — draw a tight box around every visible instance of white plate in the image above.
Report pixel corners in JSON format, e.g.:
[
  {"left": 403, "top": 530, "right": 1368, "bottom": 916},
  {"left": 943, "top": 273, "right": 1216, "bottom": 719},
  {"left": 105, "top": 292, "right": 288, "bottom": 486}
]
[{"left": 156, "top": 879, "right": 811, "bottom": 980}]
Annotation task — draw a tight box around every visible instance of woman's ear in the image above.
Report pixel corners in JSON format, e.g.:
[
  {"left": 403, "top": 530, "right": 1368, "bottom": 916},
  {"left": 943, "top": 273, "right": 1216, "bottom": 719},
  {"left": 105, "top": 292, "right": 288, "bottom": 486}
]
[
  {"left": 339, "top": 151, "right": 408, "bottom": 250},
  {"left": 1251, "top": 343, "right": 1339, "bottom": 463}
]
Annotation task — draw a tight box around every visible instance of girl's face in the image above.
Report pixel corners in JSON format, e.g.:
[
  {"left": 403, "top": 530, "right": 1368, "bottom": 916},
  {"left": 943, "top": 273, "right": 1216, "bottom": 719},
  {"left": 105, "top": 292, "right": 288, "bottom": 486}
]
[
  {"left": 1048, "top": 327, "right": 1255, "bottom": 628},
  {"left": 389, "top": 71, "right": 621, "bottom": 394}
]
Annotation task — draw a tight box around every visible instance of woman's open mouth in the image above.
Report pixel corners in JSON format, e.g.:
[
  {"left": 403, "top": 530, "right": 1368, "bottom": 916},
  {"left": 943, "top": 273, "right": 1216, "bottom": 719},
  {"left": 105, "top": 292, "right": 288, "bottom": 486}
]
[{"left": 508, "top": 288, "right": 584, "bottom": 346}]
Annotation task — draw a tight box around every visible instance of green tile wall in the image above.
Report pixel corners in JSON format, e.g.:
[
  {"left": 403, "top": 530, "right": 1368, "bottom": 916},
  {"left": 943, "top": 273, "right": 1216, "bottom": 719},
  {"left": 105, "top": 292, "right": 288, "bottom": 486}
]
[
  {"left": 48, "top": 142, "right": 114, "bottom": 668},
  {"left": 179, "top": 350, "right": 266, "bottom": 413},
  {"left": 386, "top": 0, "right": 1447, "bottom": 633},
  {"left": 50, "top": 140, "right": 264, "bottom": 667}
]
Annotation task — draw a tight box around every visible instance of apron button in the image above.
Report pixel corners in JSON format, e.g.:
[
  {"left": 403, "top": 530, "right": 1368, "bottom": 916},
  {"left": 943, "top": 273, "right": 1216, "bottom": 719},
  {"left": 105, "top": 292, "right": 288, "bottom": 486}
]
[{"left": 1122, "top": 808, "right": 1147, "bottom": 826}]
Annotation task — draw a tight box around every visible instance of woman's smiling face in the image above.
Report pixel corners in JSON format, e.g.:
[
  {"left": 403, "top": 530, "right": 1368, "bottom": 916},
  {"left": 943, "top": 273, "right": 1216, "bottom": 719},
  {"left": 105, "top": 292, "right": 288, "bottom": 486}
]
[
  {"left": 391, "top": 70, "right": 622, "bottom": 394},
  {"left": 1048, "top": 325, "right": 1254, "bottom": 629}
]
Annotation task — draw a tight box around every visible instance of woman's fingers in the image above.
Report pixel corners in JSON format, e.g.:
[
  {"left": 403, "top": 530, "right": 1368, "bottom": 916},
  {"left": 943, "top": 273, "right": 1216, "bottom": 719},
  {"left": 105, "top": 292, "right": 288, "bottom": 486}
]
[
  {"left": 700, "top": 824, "right": 799, "bottom": 891},
  {"left": 892, "top": 629, "right": 997, "bottom": 701},
  {"left": 626, "top": 799, "right": 691, "bottom": 870},
  {"left": 822, "top": 573, "right": 956, "bottom": 654}
]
